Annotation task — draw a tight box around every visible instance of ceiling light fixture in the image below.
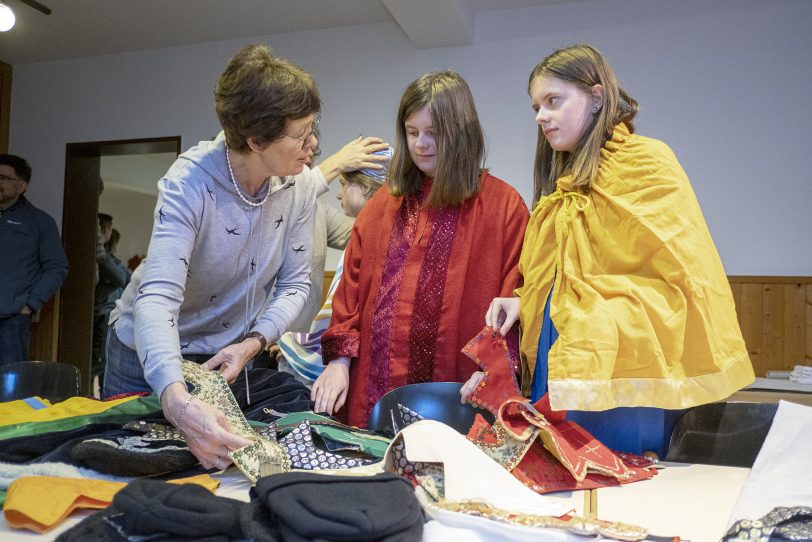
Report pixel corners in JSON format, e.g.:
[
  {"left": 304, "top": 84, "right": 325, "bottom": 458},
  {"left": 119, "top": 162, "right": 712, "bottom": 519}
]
[{"left": 0, "top": 3, "right": 15, "bottom": 32}]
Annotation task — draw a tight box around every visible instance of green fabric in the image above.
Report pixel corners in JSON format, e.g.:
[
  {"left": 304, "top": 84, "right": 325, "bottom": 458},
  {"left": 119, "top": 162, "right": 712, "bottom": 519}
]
[
  {"left": 0, "top": 395, "right": 162, "bottom": 441},
  {"left": 274, "top": 411, "right": 391, "bottom": 458},
  {"left": 0, "top": 487, "right": 6, "bottom": 509}
]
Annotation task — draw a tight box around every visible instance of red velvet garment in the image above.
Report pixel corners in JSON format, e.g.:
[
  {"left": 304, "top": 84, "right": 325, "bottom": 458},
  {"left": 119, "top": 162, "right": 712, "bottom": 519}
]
[
  {"left": 322, "top": 173, "right": 529, "bottom": 427},
  {"left": 464, "top": 327, "right": 657, "bottom": 494}
]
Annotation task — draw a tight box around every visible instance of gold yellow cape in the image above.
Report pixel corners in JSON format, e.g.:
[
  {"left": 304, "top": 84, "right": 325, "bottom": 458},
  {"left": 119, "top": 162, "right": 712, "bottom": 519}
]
[{"left": 517, "top": 123, "right": 754, "bottom": 410}]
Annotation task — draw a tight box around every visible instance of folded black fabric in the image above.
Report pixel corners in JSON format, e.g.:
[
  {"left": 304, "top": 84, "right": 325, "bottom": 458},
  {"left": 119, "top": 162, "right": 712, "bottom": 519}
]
[
  {"left": 251, "top": 471, "right": 424, "bottom": 542},
  {"left": 230, "top": 367, "right": 314, "bottom": 423},
  {"left": 70, "top": 429, "right": 197, "bottom": 476},
  {"left": 0, "top": 424, "right": 127, "bottom": 464},
  {"left": 56, "top": 478, "right": 259, "bottom": 542},
  {"left": 54, "top": 506, "right": 124, "bottom": 542},
  {"left": 113, "top": 479, "right": 244, "bottom": 538}
]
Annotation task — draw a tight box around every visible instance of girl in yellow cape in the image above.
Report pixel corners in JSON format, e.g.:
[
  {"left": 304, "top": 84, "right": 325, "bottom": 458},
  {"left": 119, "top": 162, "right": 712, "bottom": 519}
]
[{"left": 475, "top": 44, "right": 754, "bottom": 456}]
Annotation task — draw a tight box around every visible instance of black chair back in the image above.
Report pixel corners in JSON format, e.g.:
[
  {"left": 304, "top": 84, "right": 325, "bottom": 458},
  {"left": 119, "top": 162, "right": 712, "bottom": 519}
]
[
  {"left": 366, "top": 381, "right": 492, "bottom": 437},
  {"left": 0, "top": 361, "right": 81, "bottom": 403},
  {"left": 665, "top": 401, "right": 778, "bottom": 467}
]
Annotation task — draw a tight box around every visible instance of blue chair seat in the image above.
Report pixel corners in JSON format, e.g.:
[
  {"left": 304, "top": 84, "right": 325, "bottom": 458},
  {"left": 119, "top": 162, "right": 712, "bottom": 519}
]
[{"left": 367, "top": 381, "right": 492, "bottom": 437}]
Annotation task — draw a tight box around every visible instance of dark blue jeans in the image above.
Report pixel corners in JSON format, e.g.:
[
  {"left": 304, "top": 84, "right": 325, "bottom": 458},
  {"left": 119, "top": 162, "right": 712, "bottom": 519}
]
[{"left": 0, "top": 313, "right": 32, "bottom": 365}]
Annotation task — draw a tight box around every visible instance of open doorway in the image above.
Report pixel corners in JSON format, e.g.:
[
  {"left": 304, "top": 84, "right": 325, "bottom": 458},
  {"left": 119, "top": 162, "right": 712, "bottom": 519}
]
[{"left": 60, "top": 137, "right": 180, "bottom": 394}]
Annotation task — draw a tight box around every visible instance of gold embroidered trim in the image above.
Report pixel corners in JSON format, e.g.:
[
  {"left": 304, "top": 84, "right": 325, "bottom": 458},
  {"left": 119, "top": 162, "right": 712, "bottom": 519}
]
[
  {"left": 431, "top": 499, "right": 649, "bottom": 541},
  {"left": 182, "top": 361, "right": 290, "bottom": 483}
]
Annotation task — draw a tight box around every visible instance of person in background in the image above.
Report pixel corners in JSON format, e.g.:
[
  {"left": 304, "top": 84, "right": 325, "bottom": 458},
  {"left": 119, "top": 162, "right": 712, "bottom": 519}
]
[
  {"left": 477, "top": 44, "right": 754, "bottom": 456},
  {"left": 103, "top": 44, "right": 321, "bottom": 469},
  {"left": 92, "top": 221, "right": 130, "bottom": 388},
  {"left": 277, "top": 147, "right": 392, "bottom": 384},
  {"left": 0, "top": 154, "right": 68, "bottom": 365},
  {"left": 286, "top": 126, "right": 390, "bottom": 334},
  {"left": 312, "top": 72, "right": 529, "bottom": 427}
]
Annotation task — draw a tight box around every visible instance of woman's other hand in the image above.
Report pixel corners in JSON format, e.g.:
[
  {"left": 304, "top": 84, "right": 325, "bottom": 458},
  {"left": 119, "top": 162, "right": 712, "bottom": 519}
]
[
  {"left": 203, "top": 338, "right": 261, "bottom": 383},
  {"left": 460, "top": 371, "right": 486, "bottom": 404},
  {"left": 485, "top": 297, "right": 520, "bottom": 336},
  {"left": 311, "top": 357, "right": 350, "bottom": 414},
  {"left": 318, "top": 137, "right": 390, "bottom": 182}
]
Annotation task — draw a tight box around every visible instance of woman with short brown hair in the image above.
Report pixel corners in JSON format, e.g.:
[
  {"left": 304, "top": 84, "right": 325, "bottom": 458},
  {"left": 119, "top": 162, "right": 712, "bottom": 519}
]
[{"left": 104, "top": 44, "right": 323, "bottom": 469}]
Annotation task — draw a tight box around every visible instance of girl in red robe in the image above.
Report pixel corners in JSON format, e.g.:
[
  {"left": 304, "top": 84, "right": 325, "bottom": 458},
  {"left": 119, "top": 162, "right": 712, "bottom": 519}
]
[{"left": 312, "top": 71, "right": 529, "bottom": 427}]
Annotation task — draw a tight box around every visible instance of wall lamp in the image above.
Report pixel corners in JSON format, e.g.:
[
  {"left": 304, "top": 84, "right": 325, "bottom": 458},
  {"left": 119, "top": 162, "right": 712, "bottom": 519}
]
[
  {"left": 0, "top": 0, "right": 52, "bottom": 32},
  {"left": 0, "top": 3, "right": 15, "bottom": 32}
]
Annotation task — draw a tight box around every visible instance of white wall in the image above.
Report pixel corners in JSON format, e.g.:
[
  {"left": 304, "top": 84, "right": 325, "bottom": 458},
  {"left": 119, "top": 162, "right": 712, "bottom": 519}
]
[
  {"left": 98, "top": 184, "right": 156, "bottom": 268},
  {"left": 9, "top": 0, "right": 812, "bottom": 274}
]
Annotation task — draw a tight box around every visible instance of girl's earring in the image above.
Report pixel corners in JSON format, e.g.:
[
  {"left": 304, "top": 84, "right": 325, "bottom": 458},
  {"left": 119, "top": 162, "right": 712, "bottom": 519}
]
[{"left": 592, "top": 106, "right": 599, "bottom": 113}]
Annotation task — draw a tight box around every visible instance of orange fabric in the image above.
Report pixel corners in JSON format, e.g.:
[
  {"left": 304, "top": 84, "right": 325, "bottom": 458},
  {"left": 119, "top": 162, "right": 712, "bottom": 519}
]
[
  {"left": 4, "top": 474, "right": 219, "bottom": 533},
  {"left": 323, "top": 174, "right": 529, "bottom": 426}
]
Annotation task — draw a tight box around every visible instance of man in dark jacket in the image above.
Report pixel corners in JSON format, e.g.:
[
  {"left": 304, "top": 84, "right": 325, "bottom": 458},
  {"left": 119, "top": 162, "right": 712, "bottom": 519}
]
[{"left": 0, "top": 154, "right": 68, "bottom": 365}]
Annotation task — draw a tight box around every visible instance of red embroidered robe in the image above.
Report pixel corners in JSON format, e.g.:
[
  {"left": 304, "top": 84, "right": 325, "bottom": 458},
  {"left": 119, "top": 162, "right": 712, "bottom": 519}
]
[{"left": 322, "top": 173, "right": 529, "bottom": 427}]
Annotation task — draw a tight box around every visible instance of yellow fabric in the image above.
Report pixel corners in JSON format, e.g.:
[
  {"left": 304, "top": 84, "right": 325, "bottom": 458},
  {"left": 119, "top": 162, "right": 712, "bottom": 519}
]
[
  {"left": 516, "top": 123, "right": 754, "bottom": 410},
  {"left": 0, "top": 395, "right": 140, "bottom": 426},
  {"left": 3, "top": 474, "right": 219, "bottom": 533}
]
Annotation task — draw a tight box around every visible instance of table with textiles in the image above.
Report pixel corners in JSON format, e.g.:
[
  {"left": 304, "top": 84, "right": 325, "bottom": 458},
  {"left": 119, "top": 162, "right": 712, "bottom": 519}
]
[
  {"left": 0, "top": 462, "right": 749, "bottom": 542},
  {"left": 2, "top": 355, "right": 810, "bottom": 542}
]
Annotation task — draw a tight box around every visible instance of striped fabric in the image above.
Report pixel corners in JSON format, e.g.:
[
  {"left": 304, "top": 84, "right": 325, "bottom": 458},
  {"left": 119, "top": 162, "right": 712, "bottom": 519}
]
[{"left": 277, "top": 251, "right": 345, "bottom": 384}]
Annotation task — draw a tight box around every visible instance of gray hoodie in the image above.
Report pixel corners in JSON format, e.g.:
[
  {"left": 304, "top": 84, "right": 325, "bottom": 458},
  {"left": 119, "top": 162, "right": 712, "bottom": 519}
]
[{"left": 110, "top": 132, "right": 316, "bottom": 397}]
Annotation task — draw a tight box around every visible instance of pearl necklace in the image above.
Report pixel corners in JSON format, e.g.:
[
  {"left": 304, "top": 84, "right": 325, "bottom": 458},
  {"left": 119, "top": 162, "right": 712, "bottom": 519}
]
[{"left": 225, "top": 144, "right": 271, "bottom": 207}]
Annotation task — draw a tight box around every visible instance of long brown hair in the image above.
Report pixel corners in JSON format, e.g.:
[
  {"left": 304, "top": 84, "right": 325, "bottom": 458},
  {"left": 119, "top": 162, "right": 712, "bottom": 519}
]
[
  {"left": 388, "top": 71, "right": 485, "bottom": 207},
  {"left": 529, "top": 44, "right": 638, "bottom": 203}
]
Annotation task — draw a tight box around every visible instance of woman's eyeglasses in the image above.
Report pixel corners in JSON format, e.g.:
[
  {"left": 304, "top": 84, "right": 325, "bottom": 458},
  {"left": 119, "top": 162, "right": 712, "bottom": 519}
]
[{"left": 283, "top": 115, "right": 320, "bottom": 149}]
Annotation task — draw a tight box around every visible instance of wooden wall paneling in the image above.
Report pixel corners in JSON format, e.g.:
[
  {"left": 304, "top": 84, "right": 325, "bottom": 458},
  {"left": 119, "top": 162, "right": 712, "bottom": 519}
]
[
  {"left": 783, "top": 283, "right": 806, "bottom": 371},
  {"left": 739, "top": 283, "right": 764, "bottom": 376},
  {"left": 729, "top": 282, "right": 742, "bottom": 320},
  {"left": 28, "top": 290, "right": 60, "bottom": 361},
  {"left": 761, "top": 283, "right": 784, "bottom": 375},
  {"left": 323, "top": 271, "right": 335, "bottom": 305},
  {"left": 0, "top": 60, "right": 10, "bottom": 153}
]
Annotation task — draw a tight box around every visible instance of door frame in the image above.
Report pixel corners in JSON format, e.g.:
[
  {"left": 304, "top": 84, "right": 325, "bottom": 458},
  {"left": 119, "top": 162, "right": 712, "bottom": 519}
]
[
  {"left": 0, "top": 60, "right": 10, "bottom": 153},
  {"left": 60, "top": 136, "right": 181, "bottom": 394}
]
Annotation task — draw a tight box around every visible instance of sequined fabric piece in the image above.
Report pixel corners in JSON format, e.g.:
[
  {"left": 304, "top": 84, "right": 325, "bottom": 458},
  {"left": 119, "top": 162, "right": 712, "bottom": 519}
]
[
  {"left": 367, "top": 195, "right": 421, "bottom": 414},
  {"left": 124, "top": 420, "right": 183, "bottom": 441},
  {"left": 279, "top": 420, "right": 378, "bottom": 470},
  {"left": 468, "top": 414, "right": 537, "bottom": 471},
  {"left": 427, "top": 499, "right": 650, "bottom": 541},
  {"left": 182, "top": 361, "right": 290, "bottom": 483},
  {"left": 461, "top": 328, "right": 656, "bottom": 492},
  {"left": 77, "top": 433, "right": 188, "bottom": 455},
  {"left": 407, "top": 205, "right": 460, "bottom": 384},
  {"left": 462, "top": 328, "right": 525, "bottom": 415},
  {"left": 322, "top": 332, "right": 360, "bottom": 364},
  {"left": 722, "top": 506, "right": 812, "bottom": 541}
]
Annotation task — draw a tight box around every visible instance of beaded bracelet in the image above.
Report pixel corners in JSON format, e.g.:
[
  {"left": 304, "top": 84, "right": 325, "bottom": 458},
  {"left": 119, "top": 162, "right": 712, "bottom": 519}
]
[{"left": 176, "top": 396, "right": 193, "bottom": 433}]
